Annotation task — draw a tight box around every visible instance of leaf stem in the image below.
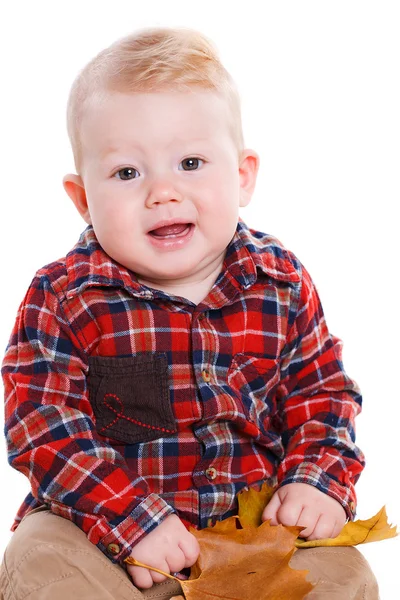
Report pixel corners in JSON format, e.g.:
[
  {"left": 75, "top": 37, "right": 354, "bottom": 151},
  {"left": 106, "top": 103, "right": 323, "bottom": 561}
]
[{"left": 124, "top": 557, "right": 180, "bottom": 581}]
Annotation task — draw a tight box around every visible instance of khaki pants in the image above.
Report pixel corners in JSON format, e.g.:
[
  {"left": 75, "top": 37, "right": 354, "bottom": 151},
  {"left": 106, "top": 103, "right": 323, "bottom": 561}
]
[{"left": 0, "top": 507, "right": 379, "bottom": 600}]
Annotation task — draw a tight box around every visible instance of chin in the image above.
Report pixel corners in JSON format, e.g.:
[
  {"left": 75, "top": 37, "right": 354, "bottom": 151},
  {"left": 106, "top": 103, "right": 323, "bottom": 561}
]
[
  {"left": 150, "top": 267, "right": 192, "bottom": 281},
  {"left": 153, "top": 256, "right": 200, "bottom": 276}
]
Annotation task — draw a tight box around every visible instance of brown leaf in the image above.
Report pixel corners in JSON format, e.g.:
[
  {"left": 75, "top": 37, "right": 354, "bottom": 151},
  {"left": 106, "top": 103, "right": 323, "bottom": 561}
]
[
  {"left": 296, "top": 506, "right": 398, "bottom": 548},
  {"left": 237, "top": 482, "right": 275, "bottom": 528},
  {"left": 181, "top": 517, "right": 314, "bottom": 600}
]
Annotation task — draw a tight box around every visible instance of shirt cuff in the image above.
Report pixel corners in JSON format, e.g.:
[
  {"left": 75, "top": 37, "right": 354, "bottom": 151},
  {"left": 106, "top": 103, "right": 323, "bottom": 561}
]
[
  {"left": 95, "top": 493, "right": 176, "bottom": 562},
  {"left": 278, "top": 462, "right": 357, "bottom": 521}
]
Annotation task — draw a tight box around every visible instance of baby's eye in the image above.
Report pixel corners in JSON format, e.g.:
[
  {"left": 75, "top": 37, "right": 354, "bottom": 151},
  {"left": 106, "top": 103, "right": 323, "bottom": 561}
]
[
  {"left": 179, "top": 157, "right": 204, "bottom": 171},
  {"left": 114, "top": 167, "right": 139, "bottom": 180}
]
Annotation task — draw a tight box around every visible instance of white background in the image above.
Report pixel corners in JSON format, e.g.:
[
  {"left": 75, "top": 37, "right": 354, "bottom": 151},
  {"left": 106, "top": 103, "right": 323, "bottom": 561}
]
[{"left": 0, "top": 1, "right": 399, "bottom": 597}]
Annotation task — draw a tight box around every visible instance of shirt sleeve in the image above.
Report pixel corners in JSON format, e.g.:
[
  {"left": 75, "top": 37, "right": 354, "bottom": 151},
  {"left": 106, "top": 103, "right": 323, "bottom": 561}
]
[
  {"left": 275, "top": 261, "right": 365, "bottom": 519},
  {"left": 1, "top": 274, "right": 175, "bottom": 562}
]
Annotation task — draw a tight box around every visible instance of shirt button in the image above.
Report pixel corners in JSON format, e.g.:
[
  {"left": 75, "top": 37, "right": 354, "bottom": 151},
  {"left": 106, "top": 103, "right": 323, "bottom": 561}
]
[
  {"left": 107, "top": 543, "right": 120, "bottom": 556},
  {"left": 202, "top": 369, "right": 211, "bottom": 383},
  {"left": 349, "top": 501, "right": 356, "bottom": 513},
  {"left": 205, "top": 467, "right": 217, "bottom": 480}
]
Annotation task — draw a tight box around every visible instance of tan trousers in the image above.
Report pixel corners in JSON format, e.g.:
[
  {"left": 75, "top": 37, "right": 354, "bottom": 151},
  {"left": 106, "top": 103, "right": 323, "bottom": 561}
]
[{"left": 0, "top": 507, "right": 379, "bottom": 600}]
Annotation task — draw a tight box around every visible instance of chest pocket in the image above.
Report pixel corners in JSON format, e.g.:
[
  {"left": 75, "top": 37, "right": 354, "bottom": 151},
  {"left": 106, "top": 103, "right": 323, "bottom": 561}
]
[
  {"left": 227, "top": 354, "right": 281, "bottom": 431},
  {"left": 87, "top": 354, "right": 177, "bottom": 444}
]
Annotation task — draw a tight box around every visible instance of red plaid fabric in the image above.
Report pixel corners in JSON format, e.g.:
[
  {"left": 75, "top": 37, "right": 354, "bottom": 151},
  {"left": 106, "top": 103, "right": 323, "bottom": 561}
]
[{"left": 2, "top": 220, "right": 365, "bottom": 563}]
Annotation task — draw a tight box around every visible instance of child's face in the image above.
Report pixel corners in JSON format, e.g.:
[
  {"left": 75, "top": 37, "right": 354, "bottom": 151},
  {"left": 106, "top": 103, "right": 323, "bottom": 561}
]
[{"left": 64, "top": 91, "right": 258, "bottom": 290}]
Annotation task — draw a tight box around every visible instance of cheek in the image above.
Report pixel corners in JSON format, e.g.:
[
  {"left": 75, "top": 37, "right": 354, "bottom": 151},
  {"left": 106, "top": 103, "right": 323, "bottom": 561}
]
[
  {"left": 198, "top": 171, "right": 240, "bottom": 211},
  {"left": 88, "top": 190, "right": 130, "bottom": 224}
]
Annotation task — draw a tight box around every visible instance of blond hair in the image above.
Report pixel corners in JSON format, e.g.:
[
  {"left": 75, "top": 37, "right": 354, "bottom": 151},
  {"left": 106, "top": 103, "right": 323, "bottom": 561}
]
[{"left": 66, "top": 27, "right": 244, "bottom": 173}]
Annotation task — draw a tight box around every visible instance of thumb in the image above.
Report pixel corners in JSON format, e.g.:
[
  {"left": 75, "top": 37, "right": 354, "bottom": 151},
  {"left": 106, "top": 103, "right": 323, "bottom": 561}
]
[{"left": 261, "top": 491, "right": 282, "bottom": 525}]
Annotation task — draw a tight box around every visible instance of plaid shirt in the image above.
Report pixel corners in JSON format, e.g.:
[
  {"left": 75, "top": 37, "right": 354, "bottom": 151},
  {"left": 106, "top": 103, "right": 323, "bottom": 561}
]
[{"left": 2, "top": 220, "right": 364, "bottom": 563}]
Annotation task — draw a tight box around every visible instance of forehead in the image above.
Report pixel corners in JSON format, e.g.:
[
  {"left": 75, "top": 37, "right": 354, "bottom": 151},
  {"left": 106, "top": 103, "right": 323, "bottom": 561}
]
[{"left": 80, "top": 90, "right": 232, "bottom": 155}]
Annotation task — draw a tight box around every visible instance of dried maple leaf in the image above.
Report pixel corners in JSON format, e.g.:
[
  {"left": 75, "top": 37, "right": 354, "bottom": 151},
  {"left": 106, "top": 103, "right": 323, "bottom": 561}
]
[
  {"left": 180, "top": 517, "right": 314, "bottom": 600},
  {"left": 126, "top": 487, "right": 397, "bottom": 599},
  {"left": 296, "top": 506, "right": 398, "bottom": 548},
  {"left": 237, "top": 482, "right": 275, "bottom": 528},
  {"left": 238, "top": 484, "right": 397, "bottom": 549}
]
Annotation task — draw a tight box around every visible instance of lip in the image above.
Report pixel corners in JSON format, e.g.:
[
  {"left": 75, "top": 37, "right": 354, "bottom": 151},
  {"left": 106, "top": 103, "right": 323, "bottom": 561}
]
[{"left": 147, "top": 222, "right": 195, "bottom": 251}]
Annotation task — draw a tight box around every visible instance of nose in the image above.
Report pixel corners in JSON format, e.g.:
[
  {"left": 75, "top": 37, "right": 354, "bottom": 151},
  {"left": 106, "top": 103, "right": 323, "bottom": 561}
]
[{"left": 145, "top": 177, "right": 183, "bottom": 208}]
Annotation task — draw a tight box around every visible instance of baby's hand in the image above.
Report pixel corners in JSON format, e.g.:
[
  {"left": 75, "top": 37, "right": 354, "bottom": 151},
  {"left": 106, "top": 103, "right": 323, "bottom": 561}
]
[
  {"left": 261, "top": 482, "right": 346, "bottom": 540},
  {"left": 126, "top": 514, "right": 200, "bottom": 589}
]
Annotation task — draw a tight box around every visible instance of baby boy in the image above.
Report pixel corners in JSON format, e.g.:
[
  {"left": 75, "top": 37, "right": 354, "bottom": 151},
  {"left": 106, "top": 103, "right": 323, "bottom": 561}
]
[{"left": 1, "top": 27, "right": 378, "bottom": 599}]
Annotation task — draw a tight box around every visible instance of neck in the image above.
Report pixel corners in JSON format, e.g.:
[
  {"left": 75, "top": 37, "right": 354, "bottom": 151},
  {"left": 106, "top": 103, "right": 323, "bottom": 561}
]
[{"left": 138, "top": 260, "right": 224, "bottom": 305}]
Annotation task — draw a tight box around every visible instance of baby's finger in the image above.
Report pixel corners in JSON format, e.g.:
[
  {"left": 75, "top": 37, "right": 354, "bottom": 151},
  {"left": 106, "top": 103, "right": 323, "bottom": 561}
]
[
  {"left": 127, "top": 564, "right": 153, "bottom": 589},
  {"left": 331, "top": 519, "right": 345, "bottom": 539},
  {"left": 308, "top": 515, "right": 336, "bottom": 541},
  {"left": 261, "top": 491, "right": 282, "bottom": 525},
  {"left": 276, "top": 496, "right": 303, "bottom": 528},
  {"left": 179, "top": 536, "right": 200, "bottom": 568},
  {"left": 295, "top": 507, "right": 319, "bottom": 538},
  {"left": 149, "top": 560, "right": 170, "bottom": 584},
  {"left": 166, "top": 547, "right": 187, "bottom": 574}
]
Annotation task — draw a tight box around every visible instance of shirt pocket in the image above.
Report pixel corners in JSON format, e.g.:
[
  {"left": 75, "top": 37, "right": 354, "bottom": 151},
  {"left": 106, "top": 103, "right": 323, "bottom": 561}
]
[
  {"left": 87, "top": 353, "right": 177, "bottom": 444},
  {"left": 227, "top": 354, "right": 282, "bottom": 440}
]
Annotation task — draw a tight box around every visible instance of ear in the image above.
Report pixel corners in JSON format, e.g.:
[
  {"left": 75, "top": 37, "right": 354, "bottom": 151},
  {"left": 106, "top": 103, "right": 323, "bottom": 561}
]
[
  {"left": 238, "top": 149, "right": 259, "bottom": 208},
  {"left": 63, "top": 174, "right": 92, "bottom": 224}
]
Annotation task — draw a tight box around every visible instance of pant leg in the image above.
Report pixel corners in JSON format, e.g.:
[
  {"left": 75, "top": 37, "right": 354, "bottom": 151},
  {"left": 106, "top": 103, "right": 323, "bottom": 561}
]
[
  {"left": 0, "top": 507, "right": 380, "bottom": 600},
  {"left": 0, "top": 507, "right": 182, "bottom": 600},
  {"left": 290, "top": 546, "right": 380, "bottom": 600},
  {"left": 138, "top": 547, "right": 381, "bottom": 600}
]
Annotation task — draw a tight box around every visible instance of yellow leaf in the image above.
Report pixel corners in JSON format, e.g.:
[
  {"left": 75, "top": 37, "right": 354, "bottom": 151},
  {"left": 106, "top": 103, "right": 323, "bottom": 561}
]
[
  {"left": 237, "top": 482, "right": 275, "bottom": 528},
  {"left": 295, "top": 506, "right": 398, "bottom": 548},
  {"left": 181, "top": 517, "right": 314, "bottom": 600}
]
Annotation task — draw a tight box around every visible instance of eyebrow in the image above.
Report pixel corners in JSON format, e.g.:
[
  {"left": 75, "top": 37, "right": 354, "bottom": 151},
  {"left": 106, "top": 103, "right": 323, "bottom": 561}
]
[
  {"left": 100, "top": 147, "right": 126, "bottom": 160},
  {"left": 100, "top": 138, "right": 212, "bottom": 160}
]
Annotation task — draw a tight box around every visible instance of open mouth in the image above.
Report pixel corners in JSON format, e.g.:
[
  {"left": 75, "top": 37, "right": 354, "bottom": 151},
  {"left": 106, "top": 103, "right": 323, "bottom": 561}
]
[
  {"left": 146, "top": 222, "right": 195, "bottom": 250},
  {"left": 148, "top": 223, "right": 193, "bottom": 238}
]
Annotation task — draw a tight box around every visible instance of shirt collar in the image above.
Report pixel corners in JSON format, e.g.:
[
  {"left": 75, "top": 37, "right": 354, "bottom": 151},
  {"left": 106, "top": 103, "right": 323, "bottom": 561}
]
[
  {"left": 65, "top": 226, "right": 148, "bottom": 300},
  {"left": 65, "top": 221, "right": 300, "bottom": 300},
  {"left": 223, "top": 219, "right": 300, "bottom": 289}
]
